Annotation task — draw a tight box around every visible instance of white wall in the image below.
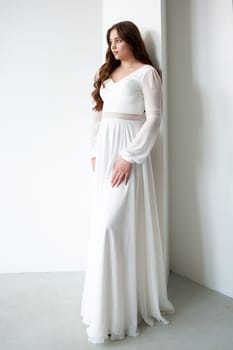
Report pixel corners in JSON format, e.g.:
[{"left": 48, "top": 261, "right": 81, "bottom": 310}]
[
  {"left": 0, "top": 0, "right": 169, "bottom": 278},
  {"left": 0, "top": 0, "right": 102, "bottom": 272},
  {"left": 167, "top": 0, "right": 233, "bottom": 298},
  {"left": 102, "top": 0, "right": 170, "bottom": 280}
]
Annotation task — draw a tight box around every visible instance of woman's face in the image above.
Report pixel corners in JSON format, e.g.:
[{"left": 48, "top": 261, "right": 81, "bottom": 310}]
[{"left": 109, "top": 28, "right": 133, "bottom": 61}]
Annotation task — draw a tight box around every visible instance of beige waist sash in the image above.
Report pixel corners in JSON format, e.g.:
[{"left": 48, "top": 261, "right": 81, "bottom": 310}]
[{"left": 102, "top": 112, "right": 145, "bottom": 120}]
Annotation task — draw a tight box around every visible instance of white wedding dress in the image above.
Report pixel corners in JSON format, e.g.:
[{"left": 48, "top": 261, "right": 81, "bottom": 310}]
[{"left": 80, "top": 64, "right": 175, "bottom": 343}]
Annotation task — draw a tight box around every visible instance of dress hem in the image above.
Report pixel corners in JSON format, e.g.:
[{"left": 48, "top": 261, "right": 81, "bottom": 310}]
[{"left": 80, "top": 308, "right": 175, "bottom": 344}]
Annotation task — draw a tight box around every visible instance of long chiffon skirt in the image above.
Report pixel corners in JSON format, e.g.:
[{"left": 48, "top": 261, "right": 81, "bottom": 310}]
[{"left": 80, "top": 113, "right": 175, "bottom": 343}]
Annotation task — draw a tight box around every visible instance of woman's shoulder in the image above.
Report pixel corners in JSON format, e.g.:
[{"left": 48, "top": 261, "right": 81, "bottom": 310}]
[
  {"left": 136, "top": 64, "right": 161, "bottom": 81},
  {"left": 138, "top": 65, "right": 162, "bottom": 90},
  {"left": 139, "top": 64, "right": 160, "bottom": 76}
]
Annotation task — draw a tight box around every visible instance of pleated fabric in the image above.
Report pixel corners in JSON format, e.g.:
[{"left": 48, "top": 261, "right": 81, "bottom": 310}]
[{"left": 80, "top": 114, "right": 175, "bottom": 343}]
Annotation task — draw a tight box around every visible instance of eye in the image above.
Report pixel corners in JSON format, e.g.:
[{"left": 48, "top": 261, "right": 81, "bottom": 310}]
[{"left": 109, "top": 38, "right": 122, "bottom": 45}]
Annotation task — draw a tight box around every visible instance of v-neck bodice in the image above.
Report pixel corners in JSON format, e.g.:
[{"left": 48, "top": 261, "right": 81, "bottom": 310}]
[
  {"left": 110, "top": 65, "right": 149, "bottom": 84},
  {"left": 100, "top": 64, "right": 156, "bottom": 115}
]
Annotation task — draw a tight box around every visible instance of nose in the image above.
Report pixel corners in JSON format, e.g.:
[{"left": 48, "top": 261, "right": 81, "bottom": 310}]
[{"left": 111, "top": 41, "right": 116, "bottom": 50}]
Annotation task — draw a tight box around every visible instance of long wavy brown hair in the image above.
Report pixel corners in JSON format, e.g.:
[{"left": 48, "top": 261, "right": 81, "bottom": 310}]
[{"left": 92, "top": 20, "right": 160, "bottom": 111}]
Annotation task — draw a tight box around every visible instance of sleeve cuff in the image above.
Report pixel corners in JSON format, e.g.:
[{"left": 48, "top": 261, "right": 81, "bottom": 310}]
[{"left": 119, "top": 150, "right": 135, "bottom": 164}]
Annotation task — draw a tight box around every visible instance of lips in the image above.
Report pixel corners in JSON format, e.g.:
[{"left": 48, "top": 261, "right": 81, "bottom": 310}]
[{"left": 113, "top": 51, "right": 119, "bottom": 55}]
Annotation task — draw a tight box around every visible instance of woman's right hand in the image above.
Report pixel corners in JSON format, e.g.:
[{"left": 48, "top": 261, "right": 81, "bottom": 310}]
[{"left": 91, "top": 157, "right": 96, "bottom": 172}]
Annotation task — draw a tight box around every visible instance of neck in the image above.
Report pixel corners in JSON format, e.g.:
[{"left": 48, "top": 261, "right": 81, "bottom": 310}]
[{"left": 119, "top": 57, "right": 140, "bottom": 68}]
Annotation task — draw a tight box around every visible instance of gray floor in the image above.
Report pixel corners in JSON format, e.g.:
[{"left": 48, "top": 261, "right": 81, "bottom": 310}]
[{"left": 0, "top": 271, "right": 233, "bottom": 350}]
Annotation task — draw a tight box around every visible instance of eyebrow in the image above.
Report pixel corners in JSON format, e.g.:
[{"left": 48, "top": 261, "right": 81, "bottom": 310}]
[{"left": 109, "top": 36, "right": 121, "bottom": 41}]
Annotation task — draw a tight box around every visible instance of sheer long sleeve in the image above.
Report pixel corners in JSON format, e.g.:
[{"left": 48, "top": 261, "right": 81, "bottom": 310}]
[
  {"left": 89, "top": 109, "right": 102, "bottom": 158},
  {"left": 119, "top": 68, "right": 162, "bottom": 164}
]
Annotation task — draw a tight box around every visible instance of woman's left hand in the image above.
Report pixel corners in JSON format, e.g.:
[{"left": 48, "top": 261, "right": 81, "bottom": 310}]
[{"left": 111, "top": 158, "right": 133, "bottom": 187}]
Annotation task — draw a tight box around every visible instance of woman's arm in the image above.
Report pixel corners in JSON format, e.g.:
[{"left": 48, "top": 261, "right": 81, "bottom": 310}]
[
  {"left": 89, "top": 109, "right": 102, "bottom": 159},
  {"left": 119, "top": 68, "right": 162, "bottom": 164}
]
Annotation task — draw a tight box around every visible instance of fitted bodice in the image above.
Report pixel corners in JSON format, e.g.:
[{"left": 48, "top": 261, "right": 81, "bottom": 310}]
[{"left": 100, "top": 65, "right": 154, "bottom": 115}]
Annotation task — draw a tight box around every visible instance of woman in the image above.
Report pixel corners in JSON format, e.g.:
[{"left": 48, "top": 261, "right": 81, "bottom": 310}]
[{"left": 80, "top": 20, "right": 175, "bottom": 344}]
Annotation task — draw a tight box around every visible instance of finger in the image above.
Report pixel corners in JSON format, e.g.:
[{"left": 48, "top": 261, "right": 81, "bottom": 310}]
[
  {"left": 111, "top": 175, "right": 119, "bottom": 187},
  {"left": 112, "top": 178, "right": 117, "bottom": 187},
  {"left": 113, "top": 173, "right": 123, "bottom": 187},
  {"left": 111, "top": 170, "right": 122, "bottom": 186},
  {"left": 116, "top": 176, "right": 123, "bottom": 187},
  {"left": 111, "top": 170, "right": 118, "bottom": 185}
]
